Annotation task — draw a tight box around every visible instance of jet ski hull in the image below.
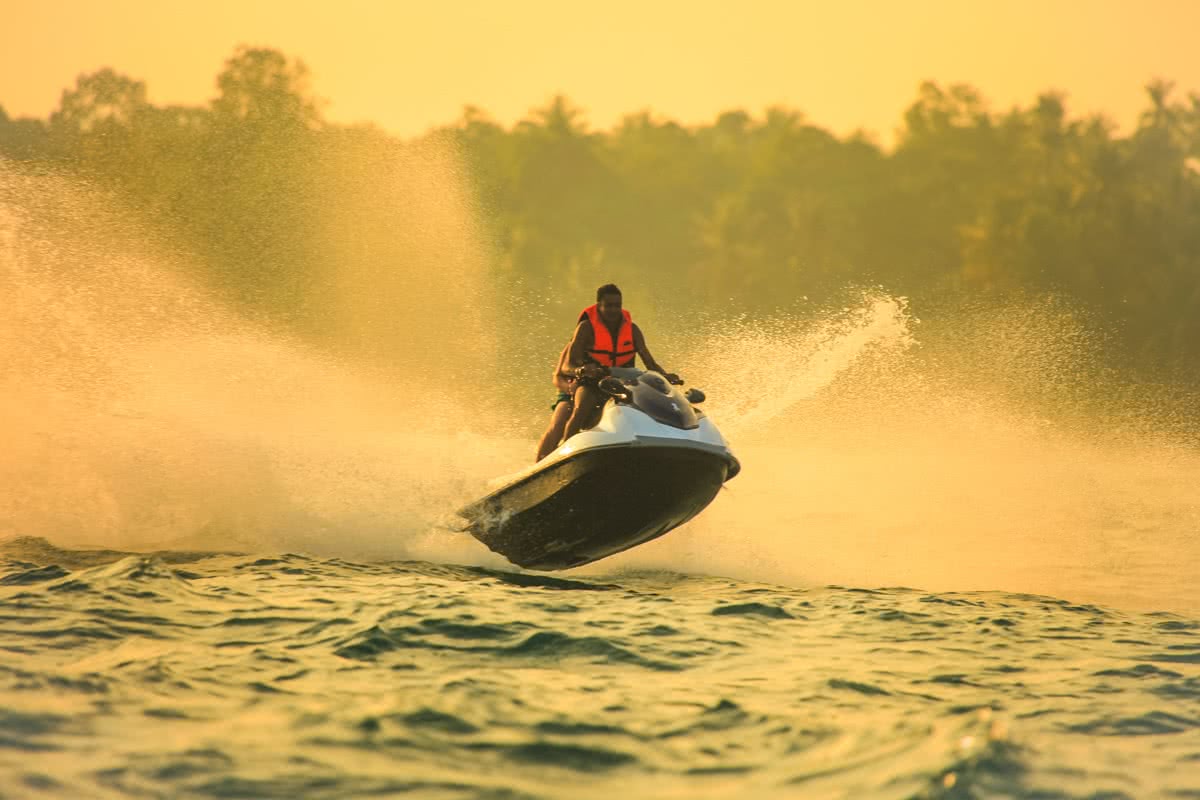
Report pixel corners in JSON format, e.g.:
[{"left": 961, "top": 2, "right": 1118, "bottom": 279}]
[{"left": 459, "top": 444, "right": 732, "bottom": 570}]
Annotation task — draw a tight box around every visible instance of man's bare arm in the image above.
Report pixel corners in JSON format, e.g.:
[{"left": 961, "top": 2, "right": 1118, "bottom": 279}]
[
  {"left": 552, "top": 344, "right": 573, "bottom": 391},
  {"left": 566, "top": 321, "right": 594, "bottom": 371},
  {"left": 632, "top": 324, "right": 679, "bottom": 381}
]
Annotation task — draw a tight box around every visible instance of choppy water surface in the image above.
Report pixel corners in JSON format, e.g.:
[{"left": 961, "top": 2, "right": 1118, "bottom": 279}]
[{"left": 2, "top": 537, "right": 1198, "bottom": 799}]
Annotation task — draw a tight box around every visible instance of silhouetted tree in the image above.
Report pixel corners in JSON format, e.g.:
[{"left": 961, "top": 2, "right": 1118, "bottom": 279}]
[
  {"left": 0, "top": 105, "right": 48, "bottom": 160},
  {"left": 6, "top": 54, "right": 1199, "bottom": 381}
]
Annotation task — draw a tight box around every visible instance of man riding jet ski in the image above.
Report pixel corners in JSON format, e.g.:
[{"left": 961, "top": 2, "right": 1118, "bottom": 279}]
[
  {"left": 536, "top": 283, "right": 678, "bottom": 461},
  {"left": 458, "top": 284, "right": 739, "bottom": 571}
]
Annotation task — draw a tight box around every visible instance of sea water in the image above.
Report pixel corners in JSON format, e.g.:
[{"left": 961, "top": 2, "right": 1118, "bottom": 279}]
[{"left": 2, "top": 539, "right": 1198, "bottom": 799}]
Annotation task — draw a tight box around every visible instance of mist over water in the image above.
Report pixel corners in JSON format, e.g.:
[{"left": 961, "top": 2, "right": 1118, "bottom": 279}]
[
  {"left": 622, "top": 297, "right": 1200, "bottom": 613},
  {"left": 0, "top": 157, "right": 515, "bottom": 566},
  {"left": 2, "top": 156, "right": 1197, "bottom": 614}
]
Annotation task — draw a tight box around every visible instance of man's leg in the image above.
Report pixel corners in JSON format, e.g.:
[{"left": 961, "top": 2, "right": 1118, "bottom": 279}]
[
  {"left": 561, "top": 384, "right": 606, "bottom": 444},
  {"left": 535, "top": 401, "right": 573, "bottom": 461}
]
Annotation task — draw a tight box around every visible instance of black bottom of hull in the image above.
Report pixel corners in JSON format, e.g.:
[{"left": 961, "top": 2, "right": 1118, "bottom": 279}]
[{"left": 458, "top": 446, "right": 730, "bottom": 570}]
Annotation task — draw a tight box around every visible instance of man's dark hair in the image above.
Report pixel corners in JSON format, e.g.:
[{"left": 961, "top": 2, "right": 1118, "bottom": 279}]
[{"left": 596, "top": 283, "right": 622, "bottom": 302}]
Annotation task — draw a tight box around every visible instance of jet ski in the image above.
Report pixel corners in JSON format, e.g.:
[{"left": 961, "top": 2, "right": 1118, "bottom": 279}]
[{"left": 457, "top": 369, "right": 740, "bottom": 570}]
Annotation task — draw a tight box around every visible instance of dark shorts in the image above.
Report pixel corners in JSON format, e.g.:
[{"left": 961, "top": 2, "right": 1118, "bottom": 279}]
[{"left": 551, "top": 391, "right": 573, "bottom": 411}]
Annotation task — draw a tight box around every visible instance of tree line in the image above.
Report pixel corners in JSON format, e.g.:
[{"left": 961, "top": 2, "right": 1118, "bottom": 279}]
[{"left": 3, "top": 47, "right": 1198, "bottom": 382}]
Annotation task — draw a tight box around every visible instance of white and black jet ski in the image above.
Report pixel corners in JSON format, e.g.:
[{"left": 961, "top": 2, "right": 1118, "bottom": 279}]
[{"left": 457, "top": 369, "right": 740, "bottom": 570}]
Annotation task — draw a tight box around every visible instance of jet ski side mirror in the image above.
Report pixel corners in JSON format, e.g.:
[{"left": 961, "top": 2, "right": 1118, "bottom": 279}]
[{"left": 684, "top": 388, "right": 706, "bottom": 404}]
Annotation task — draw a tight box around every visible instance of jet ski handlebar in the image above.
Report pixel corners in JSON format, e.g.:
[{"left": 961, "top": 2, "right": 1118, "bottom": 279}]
[
  {"left": 606, "top": 367, "right": 684, "bottom": 384},
  {"left": 597, "top": 371, "right": 705, "bottom": 405},
  {"left": 577, "top": 365, "right": 684, "bottom": 386},
  {"left": 598, "top": 376, "right": 632, "bottom": 399}
]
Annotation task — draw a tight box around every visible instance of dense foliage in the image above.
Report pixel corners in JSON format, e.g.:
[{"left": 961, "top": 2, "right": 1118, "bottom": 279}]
[{"left": 3, "top": 47, "right": 1197, "bottom": 380}]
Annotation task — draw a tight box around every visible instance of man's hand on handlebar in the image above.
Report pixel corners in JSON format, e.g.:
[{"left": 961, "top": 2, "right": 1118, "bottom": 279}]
[{"left": 574, "top": 364, "right": 609, "bottom": 382}]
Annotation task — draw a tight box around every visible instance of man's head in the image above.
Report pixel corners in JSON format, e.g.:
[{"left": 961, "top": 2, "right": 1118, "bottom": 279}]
[{"left": 596, "top": 284, "right": 623, "bottom": 325}]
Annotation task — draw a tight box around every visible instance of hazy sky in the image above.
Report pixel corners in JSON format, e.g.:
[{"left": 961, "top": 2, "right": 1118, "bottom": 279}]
[{"left": 2, "top": 0, "right": 1198, "bottom": 141}]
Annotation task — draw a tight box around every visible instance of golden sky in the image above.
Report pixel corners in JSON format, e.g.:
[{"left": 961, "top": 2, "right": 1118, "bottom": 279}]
[{"left": 2, "top": 0, "right": 1197, "bottom": 140}]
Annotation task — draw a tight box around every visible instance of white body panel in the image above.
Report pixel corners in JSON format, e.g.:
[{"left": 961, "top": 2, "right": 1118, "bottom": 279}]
[{"left": 485, "top": 401, "right": 736, "bottom": 493}]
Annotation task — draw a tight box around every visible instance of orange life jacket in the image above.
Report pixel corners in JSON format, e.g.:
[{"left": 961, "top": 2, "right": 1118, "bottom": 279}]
[{"left": 579, "top": 304, "right": 636, "bottom": 368}]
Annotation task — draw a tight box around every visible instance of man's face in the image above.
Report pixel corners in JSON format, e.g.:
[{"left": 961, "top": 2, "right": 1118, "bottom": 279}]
[{"left": 598, "top": 293, "right": 623, "bottom": 324}]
